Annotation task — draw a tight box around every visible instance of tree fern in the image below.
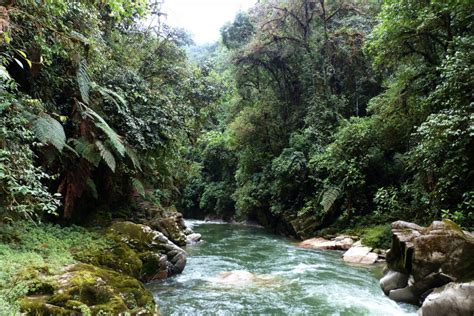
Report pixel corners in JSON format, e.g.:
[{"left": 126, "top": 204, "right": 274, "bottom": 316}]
[
  {"left": 95, "top": 140, "right": 116, "bottom": 172},
  {"left": 77, "top": 60, "right": 91, "bottom": 104},
  {"left": 320, "top": 186, "right": 341, "bottom": 213},
  {"left": 32, "top": 114, "right": 66, "bottom": 151}
]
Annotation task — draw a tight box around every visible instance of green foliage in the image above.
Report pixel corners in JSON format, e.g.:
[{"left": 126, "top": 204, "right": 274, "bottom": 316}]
[
  {"left": 361, "top": 225, "right": 392, "bottom": 250},
  {"left": 0, "top": 221, "right": 109, "bottom": 314},
  {"left": 0, "top": 80, "right": 60, "bottom": 219},
  {"left": 32, "top": 114, "right": 66, "bottom": 152}
]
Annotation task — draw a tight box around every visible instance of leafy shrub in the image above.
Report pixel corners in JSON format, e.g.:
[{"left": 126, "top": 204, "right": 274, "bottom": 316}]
[{"left": 361, "top": 225, "right": 392, "bottom": 249}]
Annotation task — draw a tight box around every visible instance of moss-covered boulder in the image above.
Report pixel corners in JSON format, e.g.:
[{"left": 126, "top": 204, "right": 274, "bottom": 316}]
[
  {"left": 20, "top": 264, "right": 156, "bottom": 315},
  {"left": 147, "top": 212, "right": 187, "bottom": 247},
  {"left": 108, "top": 221, "right": 186, "bottom": 281},
  {"left": 381, "top": 220, "right": 474, "bottom": 307}
]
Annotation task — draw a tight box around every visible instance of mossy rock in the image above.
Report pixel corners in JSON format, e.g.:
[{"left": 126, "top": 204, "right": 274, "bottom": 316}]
[
  {"left": 108, "top": 221, "right": 160, "bottom": 252},
  {"left": 84, "top": 243, "right": 143, "bottom": 279},
  {"left": 20, "top": 264, "right": 156, "bottom": 315}
]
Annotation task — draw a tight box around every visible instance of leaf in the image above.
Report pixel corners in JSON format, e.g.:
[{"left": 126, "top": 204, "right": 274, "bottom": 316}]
[
  {"left": 95, "top": 140, "right": 116, "bottom": 172},
  {"left": 76, "top": 60, "right": 90, "bottom": 104},
  {"left": 15, "top": 49, "right": 27, "bottom": 59},
  {"left": 15, "top": 50, "right": 32, "bottom": 68},
  {"left": 320, "top": 187, "right": 341, "bottom": 213},
  {"left": 14, "top": 58, "right": 23, "bottom": 69},
  {"left": 86, "top": 178, "right": 98, "bottom": 199},
  {"left": 126, "top": 146, "right": 141, "bottom": 171},
  {"left": 32, "top": 114, "right": 66, "bottom": 151},
  {"left": 132, "top": 178, "right": 146, "bottom": 197},
  {"left": 80, "top": 103, "right": 126, "bottom": 156},
  {"left": 96, "top": 122, "right": 125, "bottom": 156}
]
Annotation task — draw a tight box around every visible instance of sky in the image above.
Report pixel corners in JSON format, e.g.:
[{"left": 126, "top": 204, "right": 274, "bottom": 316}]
[{"left": 161, "top": 0, "right": 257, "bottom": 44}]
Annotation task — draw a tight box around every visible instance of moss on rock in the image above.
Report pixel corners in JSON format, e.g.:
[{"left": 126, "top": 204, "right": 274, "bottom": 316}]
[{"left": 20, "top": 264, "right": 156, "bottom": 315}]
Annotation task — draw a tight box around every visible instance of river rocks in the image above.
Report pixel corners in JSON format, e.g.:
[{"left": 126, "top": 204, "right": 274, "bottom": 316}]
[
  {"left": 342, "top": 241, "right": 379, "bottom": 265},
  {"left": 298, "top": 235, "right": 355, "bottom": 250},
  {"left": 186, "top": 232, "right": 202, "bottom": 245},
  {"left": 20, "top": 264, "right": 156, "bottom": 315},
  {"left": 108, "top": 221, "right": 187, "bottom": 281},
  {"left": 380, "top": 271, "right": 409, "bottom": 295},
  {"left": 419, "top": 281, "right": 474, "bottom": 316},
  {"left": 381, "top": 219, "right": 474, "bottom": 312}
]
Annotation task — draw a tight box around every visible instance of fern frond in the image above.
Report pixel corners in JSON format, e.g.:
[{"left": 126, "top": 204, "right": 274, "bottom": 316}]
[
  {"left": 125, "top": 146, "right": 141, "bottom": 171},
  {"left": 320, "top": 186, "right": 341, "bottom": 213},
  {"left": 94, "top": 83, "right": 128, "bottom": 109},
  {"left": 32, "top": 114, "right": 66, "bottom": 151},
  {"left": 86, "top": 178, "right": 98, "bottom": 199},
  {"left": 132, "top": 178, "right": 146, "bottom": 197},
  {"left": 96, "top": 122, "right": 125, "bottom": 156},
  {"left": 79, "top": 104, "right": 126, "bottom": 157},
  {"left": 95, "top": 140, "right": 116, "bottom": 172},
  {"left": 77, "top": 60, "right": 91, "bottom": 104}
]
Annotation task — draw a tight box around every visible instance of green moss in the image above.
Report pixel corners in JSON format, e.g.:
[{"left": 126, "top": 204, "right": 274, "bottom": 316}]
[
  {"left": 108, "top": 221, "right": 156, "bottom": 252},
  {"left": 0, "top": 222, "right": 157, "bottom": 315},
  {"left": 20, "top": 297, "right": 75, "bottom": 315}
]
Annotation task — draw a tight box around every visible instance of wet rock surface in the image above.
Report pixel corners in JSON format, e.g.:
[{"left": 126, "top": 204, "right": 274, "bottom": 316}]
[
  {"left": 380, "top": 219, "right": 474, "bottom": 314},
  {"left": 342, "top": 241, "right": 379, "bottom": 265},
  {"left": 298, "top": 236, "right": 355, "bottom": 250}
]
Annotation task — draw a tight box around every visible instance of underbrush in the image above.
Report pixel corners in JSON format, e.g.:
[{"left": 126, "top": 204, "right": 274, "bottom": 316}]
[{"left": 0, "top": 221, "right": 109, "bottom": 315}]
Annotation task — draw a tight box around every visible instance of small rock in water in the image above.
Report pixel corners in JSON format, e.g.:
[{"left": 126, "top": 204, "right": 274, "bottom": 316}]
[
  {"left": 212, "top": 270, "right": 278, "bottom": 287},
  {"left": 186, "top": 232, "right": 202, "bottom": 245}
]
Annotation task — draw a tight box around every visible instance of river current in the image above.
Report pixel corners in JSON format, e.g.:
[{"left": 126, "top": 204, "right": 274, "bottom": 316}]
[{"left": 147, "top": 221, "right": 417, "bottom": 315}]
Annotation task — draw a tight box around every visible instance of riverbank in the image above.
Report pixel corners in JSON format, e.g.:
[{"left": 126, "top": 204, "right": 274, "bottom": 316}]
[{"left": 0, "top": 203, "right": 193, "bottom": 315}]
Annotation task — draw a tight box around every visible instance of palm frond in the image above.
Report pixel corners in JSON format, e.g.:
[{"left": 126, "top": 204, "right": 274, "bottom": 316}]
[{"left": 32, "top": 114, "right": 66, "bottom": 151}]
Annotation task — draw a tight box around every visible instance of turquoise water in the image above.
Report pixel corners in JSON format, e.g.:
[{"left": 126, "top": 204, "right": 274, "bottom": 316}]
[{"left": 147, "top": 221, "right": 417, "bottom": 315}]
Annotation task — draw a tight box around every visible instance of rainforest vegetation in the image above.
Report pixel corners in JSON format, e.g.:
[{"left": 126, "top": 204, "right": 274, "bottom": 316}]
[{"left": 0, "top": 0, "right": 473, "bottom": 314}]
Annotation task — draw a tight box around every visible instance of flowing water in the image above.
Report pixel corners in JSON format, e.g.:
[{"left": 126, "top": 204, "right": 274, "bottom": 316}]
[{"left": 147, "top": 221, "right": 417, "bottom": 315}]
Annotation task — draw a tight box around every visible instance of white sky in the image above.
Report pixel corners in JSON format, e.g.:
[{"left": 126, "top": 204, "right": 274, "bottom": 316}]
[{"left": 161, "top": 0, "right": 257, "bottom": 44}]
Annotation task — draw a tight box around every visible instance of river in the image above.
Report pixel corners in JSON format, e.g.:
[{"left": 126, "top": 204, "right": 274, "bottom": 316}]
[{"left": 147, "top": 221, "right": 417, "bottom": 315}]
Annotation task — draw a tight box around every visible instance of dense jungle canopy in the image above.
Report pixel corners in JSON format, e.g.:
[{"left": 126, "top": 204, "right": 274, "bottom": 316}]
[{"left": 1, "top": 0, "right": 473, "bottom": 232}]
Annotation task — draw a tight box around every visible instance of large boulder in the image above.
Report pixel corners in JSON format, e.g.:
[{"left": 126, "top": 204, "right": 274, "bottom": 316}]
[
  {"left": 131, "top": 193, "right": 195, "bottom": 247},
  {"left": 108, "top": 221, "right": 187, "bottom": 281},
  {"left": 20, "top": 264, "right": 156, "bottom": 315},
  {"left": 147, "top": 211, "right": 188, "bottom": 246},
  {"left": 419, "top": 281, "right": 474, "bottom": 316},
  {"left": 381, "top": 220, "right": 474, "bottom": 308}
]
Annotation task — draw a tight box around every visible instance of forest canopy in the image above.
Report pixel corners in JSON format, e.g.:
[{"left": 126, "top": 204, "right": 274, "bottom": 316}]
[{"left": 0, "top": 0, "right": 473, "bottom": 234}]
